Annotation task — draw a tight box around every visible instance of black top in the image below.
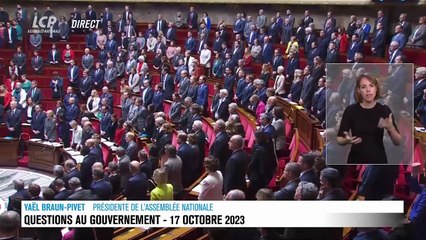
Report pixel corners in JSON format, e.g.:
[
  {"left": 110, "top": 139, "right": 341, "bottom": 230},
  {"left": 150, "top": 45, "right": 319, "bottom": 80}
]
[{"left": 337, "top": 102, "right": 397, "bottom": 164}]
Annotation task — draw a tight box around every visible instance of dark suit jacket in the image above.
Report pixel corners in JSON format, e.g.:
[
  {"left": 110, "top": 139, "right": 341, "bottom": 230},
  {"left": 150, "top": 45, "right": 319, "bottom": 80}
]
[
  {"left": 5, "top": 109, "right": 22, "bottom": 137},
  {"left": 54, "top": 189, "right": 72, "bottom": 200},
  {"left": 64, "top": 168, "right": 82, "bottom": 189},
  {"left": 79, "top": 77, "right": 94, "bottom": 98},
  {"left": 186, "top": 12, "right": 198, "bottom": 28},
  {"left": 414, "top": 79, "right": 426, "bottom": 108},
  {"left": 125, "top": 141, "right": 138, "bottom": 161},
  {"left": 196, "top": 84, "right": 208, "bottom": 108},
  {"left": 261, "top": 43, "right": 273, "bottom": 64},
  {"left": 272, "top": 55, "right": 284, "bottom": 72},
  {"left": 123, "top": 172, "right": 148, "bottom": 200},
  {"left": 289, "top": 80, "right": 303, "bottom": 103},
  {"left": 31, "top": 111, "right": 46, "bottom": 134},
  {"left": 322, "top": 188, "right": 347, "bottom": 200},
  {"left": 325, "top": 49, "right": 338, "bottom": 63},
  {"left": 274, "top": 179, "right": 300, "bottom": 200},
  {"left": 161, "top": 74, "right": 174, "bottom": 100},
  {"left": 224, "top": 75, "right": 236, "bottom": 100},
  {"left": 209, "top": 132, "right": 232, "bottom": 174},
  {"left": 65, "top": 104, "right": 79, "bottom": 122},
  {"left": 8, "top": 189, "right": 30, "bottom": 211},
  {"left": 286, "top": 57, "right": 299, "bottom": 78},
  {"left": 152, "top": 91, "right": 164, "bottom": 112},
  {"left": 213, "top": 98, "right": 230, "bottom": 121},
  {"left": 300, "top": 169, "right": 320, "bottom": 188},
  {"left": 240, "top": 84, "right": 256, "bottom": 107},
  {"left": 169, "top": 102, "right": 182, "bottom": 123},
  {"left": 91, "top": 179, "right": 113, "bottom": 200},
  {"left": 5, "top": 27, "right": 17, "bottom": 47},
  {"left": 67, "top": 189, "right": 98, "bottom": 200},
  {"left": 85, "top": 10, "right": 97, "bottom": 20},
  {"left": 165, "top": 27, "right": 176, "bottom": 42},
  {"left": 68, "top": 65, "right": 80, "bottom": 85},
  {"left": 185, "top": 37, "right": 196, "bottom": 53},
  {"left": 142, "top": 87, "right": 154, "bottom": 108},
  {"left": 101, "top": 112, "right": 112, "bottom": 133},
  {"left": 80, "top": 153, "right": 101, "bottom": 189},
  {"left": 372, "top": 29, "right": 385, "bottom": 55},
  {"left": 48, "top": 49, "right": 60, "bottom": 63},
  {"left": 178, "top": 143, "right": 199, "bottom": 188},
  {"left": 224, "top": 149, "right": 249, "bottom": 194},
  {"left": 347, "top": 41, "right": 362, "bottom": 62},
  {"left": 154, "top": 19, "right": 168, "bottom": 34}
]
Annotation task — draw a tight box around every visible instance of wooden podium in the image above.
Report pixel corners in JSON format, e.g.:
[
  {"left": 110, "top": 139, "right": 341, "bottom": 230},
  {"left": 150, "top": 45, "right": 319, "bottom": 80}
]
[
  {"left": 27, "top": 140, "right": 63, "bottom": 172},
  {"left": 0, "top": 138, "right": 19, "bottom": 167}
]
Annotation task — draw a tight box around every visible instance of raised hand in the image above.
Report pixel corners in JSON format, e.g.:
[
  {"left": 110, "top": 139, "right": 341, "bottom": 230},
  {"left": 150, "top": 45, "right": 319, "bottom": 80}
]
[
  {"left": 378, "top": 113, "right": 393, "bottom": 130},
  {"left": 343, "top": 131, "right": 362, "bottom": 145}
]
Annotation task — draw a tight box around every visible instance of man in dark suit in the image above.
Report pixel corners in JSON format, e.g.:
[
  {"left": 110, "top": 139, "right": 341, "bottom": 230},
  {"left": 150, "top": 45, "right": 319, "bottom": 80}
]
[
  {"left": 185, "top": 31, "right": 196, "bottom": 54},
  {"left": 192, "top": 120, "right": 207, "bottom": 171},
  {"left": 79, "top": 70, "right": 93, "bottom": 101},
  {"left": 286, "top": 52, "right": 299, "bottom": 81},
  {"left": 268, "top": 17, "right": 281, "bottom": 43},
  {"left": 414, "top": 67, "right": 426, "bottom": 109},
  {"left": 63, "top": 159, "right": 82, "bottom": 189},
  {"left": 78, "top": 146, "right": 100, "bottom": 189},
  {"left": 196, "top": 76, "right": 208, "bottom": 115},
  {"left": 224, "top": 135, "right": 249, "bottom": 194},
  {"left": 67, "top": 177, "right": 98, "bottom": 200},
  {"left": 53, "top": 179, "right": 71, "bottom": 200},
  {"left": 311, "top": 77, "right": 326, "bottom": 122},
  {"left": 177, "top": 133, "right": 199, "bottom": 188},
  {"left": 152, "top": 85, "right": 164, "bottom": 112},
  {"left": 371, "top": 22, "right": 386, "bottom": 58},
  {"left": 92, "top": 62, "right": 104, "bottom": 90},
  {"left": 124, "top": 161, "right": 149, "bottom": 200},
  {"left": 5, "top": 22, "right": 17, "bottom": 49},
  {"left": 0, "top": 7, "right": 9, "bottom": 24},
  {"left": 398, "top": 13, "right": 412, "bottom": 39},
  {"left": 186, "top": 6, "right": 198, "bottom": 30},
  {"left": 104, "top": 60, "right": 118, "bottom": 89},
  {"left": 213, "top": 90, "right": 230, "bottom": 121},
  {"left": 27, "top": 80, "right": 42, "bottom": 105},
  {"left": 48, "top": 44, "right": 60, "bottom": 64},
  {"left": 233, "top": 13, "right": 245, "bottom": 37},
  {"left": 301, "top": 10, "right": 314, "bottom": 28},
  {"left": 297, "top": 152, "right": 320, "bottom": 188},
  {"left": 240, "top": 76, "right": 256, "bottom": 108},
  {"left": 91, "top": 168, "right": 113, "bottom": 200},
  {"left": 5, "top": 101, "right": 22, "bottom": 138},
  {"left": 85, "top": 5, "right": 96, "bottom": 20},
  {"left": 12, "top": 47, "right": 26, "bottom": 75},
  {"left": 154, "top": 14, "right": 167, "bottom": 35},
  {"left": 100, "top": 86, "right": 114, "bottom": 110},
  {"left": 392, "top": 25, "right": 407, "bottom": 51},
  {"left": 210, "top": 119, "right": 232, "bottom": 174},
  {"left": 161, "top": 68, "right": 174, "bottom": 100},
  {"left": 325, "top": 42, "right": 339, "bottom": 63},
  {"left": 31, "top": 105, "right": 45, "bottom": 139},
  {"left": 142, "top": 80, "right": 154, "bottom": 108},
  {"left": 65, "top": 97, "right": 79, "bottom": 122},
  {"left": 388, "top": 41, "right": 402, "bottom": 64},
  {"left": 224, "top": 68, "right": 236, "bottom": 101},
  {"left": 261, "top": 36, "right": 273, "bottom": 64},
  {"left": 260, "top": 113, "right": 276, "bottom": 140},
  {"left": 272, "top": 49, "right": 284, "bottom": 74},
  {"left": 31, "top": 51, "right": 43, "bottom": 74},
  {"left": 100, "top": 106, "right": 112, "bottom": 139},
  {"left": 165, "top": 22, "right": 177, "bottom": 43},
  {"left": 347, "top": 34, "right": 362, "bottom": 63},
  {"left": 318, "top": 168, "right": 347, "bottom": 200},
  {"left": 304, "top": 27, "right": 316, "bottom": 55},
  {"left": 0, "top": 211, "right": 32, "bottom": 240},
  {"left": 274, "top": 163, "right": 301, "bottom": 200},
  {"left": 7, "top": 179, "right": 30, "bottom": 211},
  {"left": 122, "top": 5, "right": 132, "bottom": 21},
  {"left": 67, "top": 60, "right": 80, "bottom": 90}
]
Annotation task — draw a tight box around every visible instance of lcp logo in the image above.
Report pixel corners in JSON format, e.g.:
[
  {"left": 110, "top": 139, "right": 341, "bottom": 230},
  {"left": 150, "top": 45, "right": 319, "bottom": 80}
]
[{"left": 29, "top": 15, "right": 59, "bottom": 34}]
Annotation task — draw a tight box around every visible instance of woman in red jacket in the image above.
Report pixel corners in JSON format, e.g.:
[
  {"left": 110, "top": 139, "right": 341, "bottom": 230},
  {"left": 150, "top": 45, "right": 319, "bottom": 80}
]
[
  {"left": 62, "top": 44, "right": 75, "bottom": 64},
  {"left": 0, "top": 84, "right": 11, "bottom": 116},
  {"left": 338, "top": 27, "right": 348, "bottom": 54}
]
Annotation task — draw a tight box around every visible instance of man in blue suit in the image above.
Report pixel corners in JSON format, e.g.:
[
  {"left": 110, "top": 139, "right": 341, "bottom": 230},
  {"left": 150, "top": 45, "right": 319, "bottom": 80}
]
[
  {"left": 66, "top": 97, "right": 79, "bottom": 122},
  {"left": 260, "top": 113, "right": 276, "bottom": 139},
  {"left": 68, "top": 60, "right": 80, "bottom": 90},
  {"left": 286, "top": 52, "right": 300, "bottom": 81},
  {"left": 124, "top": 161, "right": 148, "bottom": 200},
  {"left": 64, "top": 87, "right": 78, "bottom": 108},
  {"left": 85, "top": 5, "right": 97, "bottom": 20},
  {"left": 392, "top": 25, "right": 407, "bottom": 51},
  {"left": 152, "top": 84, "right": 164, "bottom": 112},
  {"left": 31, "top": 105, "right": 46, "bottom": 139},
  {"left": 233, "top": 13, "right": 245, "bottom": 37},
  {"left": 247, "top": 25, "right": 258, "bottom": 47},
  {"left": 27, "top": 80, "right": 42, "bottom": 105},
  {"left": 311, "top": 77, "right": 326, "bottom": 122},
  {"left": 79, "top": 70, "right": 94, "bottom": 101},
  {"left": 372, "top": 22, "right": 386, "bottom": 58},
  {"left": 177, "top": 133, "right": 199, "bottom": 188},
  {"left": 92, "top": 62, "right": 104, "bottom": 90},
  {"left": 224, "top": 135, "right": 248, "bottom": 194},
  {"left": 196, "top": 76, "right": 209, "bottom": 115},
  {"left": 100, "top": 106, "right": 112, "bottom": 139},
  {"left": 185, "top": 31, "right": 196, "bottom": 54},
  {"left": 240, "top": 75, "right": 256, "bottom": 108},
  {"left": 224, "top": 68, "right": 236, "bottom": 101},
  {"left": 5, "top": 101, "right": 22, "bottom": 138},
  {"left": 165, "top": 22, "right": 176, "bottom": 44},
  {"left": 261, "top": 36, "right": 273, "bottom": 64},
  {"left": 388, "top": 41, "right": 402, "bottom": 64},
  {"left": 100, "top": 87, "right": 114, "bottom": 111},
  {"left": 91, "top": 168, "right": 112, "bottom": 200},
  {"left": 142, "top": 80, "right": 154, "bottom": 108},
  {"left": 347, "top": 34, "right": 362, "bottom": 63},
  {"left": 272, "top": 49, "right": 284, "bottom": 74},
  {"left": 105, "top": 35, "right": 117, "bottom": 57},
  {"left": 161, "top": 68, "right": 174, "bottom": 101}
]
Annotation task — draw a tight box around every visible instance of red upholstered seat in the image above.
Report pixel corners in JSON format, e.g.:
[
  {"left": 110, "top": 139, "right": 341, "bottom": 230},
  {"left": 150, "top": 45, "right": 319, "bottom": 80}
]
[
  {"left": 92, "top": 120, "right": 100, "bottom": 134},
  {"left": 101, "top": 145, "right": 110, "bottom": 167}
]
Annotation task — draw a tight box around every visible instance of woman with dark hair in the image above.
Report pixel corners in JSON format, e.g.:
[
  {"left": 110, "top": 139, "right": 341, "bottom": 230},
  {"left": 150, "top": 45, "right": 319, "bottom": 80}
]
[
  {"left": 58, "top": 115, "right": 71, "bottom": 148},
  {"left": 114, "top": 118, "right": 126, "bottom": 146},
  {"left": 155, "top": 123, "right": 173, "bottom": 152},
  {"left": 24, "top": 97, "right": 35, "bottom": 123},
  {"left": 108, "top": 113, "right": 118, "bottom": 141},
  {"left": 79, "top": 104, "right": 95, "bottom": 120},
  {"left": 54, "top": 100, "right": 66, "bottom": 120},
  {"left": 210, "top": 82, "right": 223, "bottom": 114},
  {"left": 337, "top": 75, "right": 402, "bottom": 164},
  {"left": 247, "top": 131, "right": 269, "bottom": 200},
  {"left": 188, "top": 133, "right": 200, "bottom": 173},
  {"left": 260, "top": 63, "right": 272, "bottom": 88},
  {"left": 141, "top": 104, "right": 154, "bottom": 137},
  {"left": 272, "top": 107, "right": 286, "bottom": 157}
]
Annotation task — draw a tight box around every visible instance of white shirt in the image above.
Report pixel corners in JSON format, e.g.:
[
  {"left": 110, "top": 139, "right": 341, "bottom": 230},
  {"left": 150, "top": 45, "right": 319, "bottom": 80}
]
[
  {"left": 71, "top": 125, "right": 83, "bottom": 147},
  {"left": 198, "top": 171, "right": 223, "bottom": 200},
  {"left": 200, "top": 48, "right": 212, "bottom": 67}
]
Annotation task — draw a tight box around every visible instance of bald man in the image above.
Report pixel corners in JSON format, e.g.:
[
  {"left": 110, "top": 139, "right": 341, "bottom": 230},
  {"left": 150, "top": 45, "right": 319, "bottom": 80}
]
[
  {"left": 0, "top": 211, "right": 21, "bottom": 239},
  {"left": 224, "top": 135, "right": 248, "bottom": 194},
  {"left": 123, "top": 161, "right": 148, "bottom": 200}
]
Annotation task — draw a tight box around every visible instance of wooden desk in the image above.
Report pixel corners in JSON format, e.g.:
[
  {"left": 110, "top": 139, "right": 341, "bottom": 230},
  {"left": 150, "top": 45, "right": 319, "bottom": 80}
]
[
  {"left": 0, "top": 138, "right": 19, "bottom": 167},
  {"left": 27, "top": 140, "right": 63, "bottom": 172}
]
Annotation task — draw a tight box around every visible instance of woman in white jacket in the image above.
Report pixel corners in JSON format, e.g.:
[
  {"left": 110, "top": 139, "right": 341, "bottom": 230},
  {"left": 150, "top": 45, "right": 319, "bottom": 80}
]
[
  {"left": 86, "top": 89, "right": 101, "bottom": 115},
  {"left": 274, "top": 65, "right": 286, "bottom": 97},
  {"left": 146, "top": 33, "right": 157, "bottom": 52},
  {"left": 200, "top": 43, "right": 212, "bottom": 76},
  {"left": 128, "top": 68, "right": 141, "bottom": 94}
]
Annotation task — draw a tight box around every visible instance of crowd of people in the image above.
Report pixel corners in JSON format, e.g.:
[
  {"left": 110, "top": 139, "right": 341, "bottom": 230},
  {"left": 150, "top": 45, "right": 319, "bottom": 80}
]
[{"left": 0, "top": 3, "right": 425, "bottom": 240}]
